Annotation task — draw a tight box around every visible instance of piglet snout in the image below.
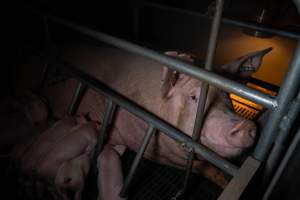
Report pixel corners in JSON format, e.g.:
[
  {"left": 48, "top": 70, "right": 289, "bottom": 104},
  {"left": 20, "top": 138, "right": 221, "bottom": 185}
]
[{"left": 226, "top": 120, "right": 256, "bottom": 148}]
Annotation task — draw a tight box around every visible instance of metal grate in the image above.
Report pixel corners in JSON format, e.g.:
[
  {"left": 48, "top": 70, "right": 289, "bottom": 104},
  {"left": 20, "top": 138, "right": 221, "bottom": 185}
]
[
  {"left": 231, "top": 99, "right": 261, "bottom": 120},
  {"left": 121, "top": 149, "right": 222, "bottom": 200},
  {"left": 230, "top": 82, "right": 277, "bottom": 120}
]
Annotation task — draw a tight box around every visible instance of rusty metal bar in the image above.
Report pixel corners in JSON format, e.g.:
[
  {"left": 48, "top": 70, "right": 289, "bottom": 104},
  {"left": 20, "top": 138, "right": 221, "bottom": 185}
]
[{"left": 120, "top": 125, "right": 156, "bottom": 197}]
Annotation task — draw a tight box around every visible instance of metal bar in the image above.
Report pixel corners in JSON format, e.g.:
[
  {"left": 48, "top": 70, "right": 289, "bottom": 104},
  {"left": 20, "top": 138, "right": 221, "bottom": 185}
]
[
  {"left": 263, "top": 127, "right": 300, "bottom": 200},
  {"left": 92, "top": 100, "right": 117, "bottom": 173},
  {"left": 253, "top": 41, "right": 300, "bottom": 161},
  {"left": 218, "top": 156, "right": 261, "bottom": 200},
  {"left": 29, "top": 8, "right": 277, "bottom": 109},
  {"left": 62, "top": 62, "right": 239, "bottom": 175},
  {"left": 120, "top": 125, "right": 156, "bottom": 197},
  {"left": 67, "top": 82, "right": 87, "bottom": 115},
  {"left": 263, "top": 90, "right": 300, "bottom": 184},
  {"left": 142, "top": 1, "right": 300, "bottom": 39},
  {"left": 180, "top": 0, "right": 224, "bottom": 196}
]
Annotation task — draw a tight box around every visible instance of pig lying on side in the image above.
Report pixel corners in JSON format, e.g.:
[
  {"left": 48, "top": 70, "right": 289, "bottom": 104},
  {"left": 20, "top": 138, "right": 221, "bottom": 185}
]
[
  {"left": 12, "top": 116, "right": 98, "bottom": 200},
  {"left": 41, "top": 45, "right": 271, "bottom": 199}
]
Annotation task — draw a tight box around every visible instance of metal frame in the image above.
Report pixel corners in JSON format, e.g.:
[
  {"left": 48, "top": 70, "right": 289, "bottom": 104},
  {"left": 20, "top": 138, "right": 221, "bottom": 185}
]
[
  {"left": 63, "top": 62, "right": 239, "bottom": 176},
  {"left": 263, "top": 127, "right": 300, "bottom": 200},
  {"left": 179, "top": 0, "right": 224, "bottom": 197},
  {"left": 263, "top": 90, "right": 300, "bottom": 185},
  {"left": 30, "top": 7, "right": 277, "bottom": 109},
  {"left": 25, "top": 0, "right": 300, "bottom": 198},
  {"left": 140, "top": 1, "right": 300, "bottom": 40}
]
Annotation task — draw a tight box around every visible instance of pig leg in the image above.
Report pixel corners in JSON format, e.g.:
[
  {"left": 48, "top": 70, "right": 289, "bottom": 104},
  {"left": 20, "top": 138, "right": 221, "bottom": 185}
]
[{"left": 97, "top": 144, "right": 126, "bottom": 200}]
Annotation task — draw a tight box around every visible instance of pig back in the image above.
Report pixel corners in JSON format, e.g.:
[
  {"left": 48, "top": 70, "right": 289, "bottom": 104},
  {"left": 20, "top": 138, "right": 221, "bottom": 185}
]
[{"left": 62, "top": 44, "right": 165, "bottom": 117}]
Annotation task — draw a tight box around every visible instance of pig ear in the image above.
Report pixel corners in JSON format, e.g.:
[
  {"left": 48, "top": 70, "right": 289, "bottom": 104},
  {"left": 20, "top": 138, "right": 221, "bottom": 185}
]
[
  {"left": 161, "top": 51, "right": 179, "bottom": 98},
  {"left": 161, "top": 51, "right": 194, "bottom": 98},
  {"left": 219, "top": 47, "right": 272, "bottom": 77}
]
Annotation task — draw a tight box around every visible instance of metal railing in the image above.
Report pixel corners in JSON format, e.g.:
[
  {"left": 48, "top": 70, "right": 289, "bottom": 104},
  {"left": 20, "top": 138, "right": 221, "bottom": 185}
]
[
  {"left": 24, "top": 0, "right": 300, "bottom": 199},
  {"left": 140, "top": 1, "right": 300, "bottom": 40}
]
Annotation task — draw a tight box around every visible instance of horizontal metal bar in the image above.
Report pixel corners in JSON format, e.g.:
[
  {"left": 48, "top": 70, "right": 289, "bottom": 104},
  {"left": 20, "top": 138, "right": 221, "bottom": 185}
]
[
  {"left": 218, "top": 156, "right": 261, "bottom": 200},
  {"left": 29, "top": 9, "right": 277, "bottom": 109},
  {"left": 120, "top": 125, "right": 156, "bottom": 197},
  {"left": 67, "top": 82, "right": 87, "bottom": 115},
  {"left": 142, "top": 1, "right": 300, "bottom": 40},
  {"left": 61, "top": 62, "right": 239, "bottom": 176}
]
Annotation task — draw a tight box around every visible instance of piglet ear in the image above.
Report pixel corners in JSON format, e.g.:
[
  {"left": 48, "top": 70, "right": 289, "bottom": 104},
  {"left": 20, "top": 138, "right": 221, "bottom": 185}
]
[{"left": 219, "top": 47, "right": 272, "bottom": 77}]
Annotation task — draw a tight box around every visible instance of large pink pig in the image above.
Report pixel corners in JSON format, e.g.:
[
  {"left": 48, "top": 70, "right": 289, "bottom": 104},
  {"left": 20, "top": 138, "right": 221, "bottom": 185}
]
[
  {"left": 45, "top": 45, "right": 271, "bottom": 157},
  {"left": 41, "top": 44, "right": 271, "bottom": 195}
]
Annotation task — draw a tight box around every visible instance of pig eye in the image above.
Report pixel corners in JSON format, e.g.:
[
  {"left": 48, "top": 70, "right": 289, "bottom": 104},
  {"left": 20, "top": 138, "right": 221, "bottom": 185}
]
[{"left": 190, "top": 95, "right": 198, "bottom": 102}]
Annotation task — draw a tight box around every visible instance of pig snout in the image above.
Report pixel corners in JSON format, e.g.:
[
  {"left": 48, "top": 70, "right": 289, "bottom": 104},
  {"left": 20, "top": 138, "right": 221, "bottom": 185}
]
[{"left": 226, "top": 120, "right": 256, "bottom": 148}]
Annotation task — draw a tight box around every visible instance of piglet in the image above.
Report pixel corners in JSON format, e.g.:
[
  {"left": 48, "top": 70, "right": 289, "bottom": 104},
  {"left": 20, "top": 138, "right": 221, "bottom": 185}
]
[{"left": 13, "top": 115, "right": 98, "bottom": 200}]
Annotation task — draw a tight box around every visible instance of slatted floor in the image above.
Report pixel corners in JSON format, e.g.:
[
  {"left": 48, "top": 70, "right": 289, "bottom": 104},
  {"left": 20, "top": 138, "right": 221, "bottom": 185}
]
[{"left": 120, "top": 149, "right": 221, "bottom": 200}]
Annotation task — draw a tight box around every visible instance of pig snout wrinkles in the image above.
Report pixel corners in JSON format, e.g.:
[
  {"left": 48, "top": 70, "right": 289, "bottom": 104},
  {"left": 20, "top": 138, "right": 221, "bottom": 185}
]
[{"left": 226, "top": 119, "right": 256, "bottom": 148}]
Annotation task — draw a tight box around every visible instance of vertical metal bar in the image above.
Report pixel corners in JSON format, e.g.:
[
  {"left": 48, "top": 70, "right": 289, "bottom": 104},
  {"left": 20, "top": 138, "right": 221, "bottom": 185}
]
[
  {"left": 120, "top": 125, "right": 156, "bottom": 197},
  {"left": 253, "top": 41, "right": 300, "bottom": 161},
  {"left": 263, "top": 127, "right": 300, "bottom": 200},
  {"left": 93, "top": 99, "right": 116, "bottom": 171},
  {"left": 67, "top": 82, "right": 87, "bottom": 115},
  {"left": 263, "top": 90, "right": 300, "bottom": 184},
  {"left": 178, "top": 0, "right": 224, "bottom": 197}
]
